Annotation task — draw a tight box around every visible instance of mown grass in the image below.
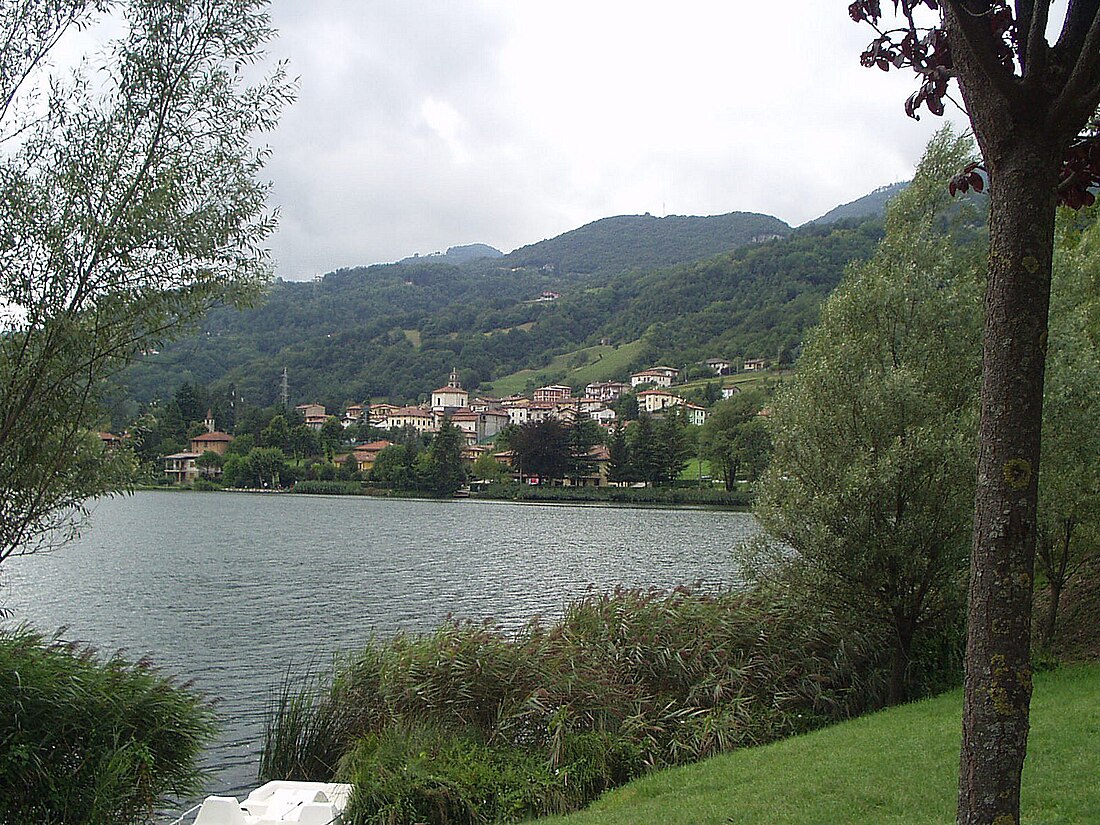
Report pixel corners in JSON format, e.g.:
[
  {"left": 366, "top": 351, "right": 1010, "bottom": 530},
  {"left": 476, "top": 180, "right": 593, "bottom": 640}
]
[{"left": 528, "top": 663, "right": 1100, "bottom": 825}]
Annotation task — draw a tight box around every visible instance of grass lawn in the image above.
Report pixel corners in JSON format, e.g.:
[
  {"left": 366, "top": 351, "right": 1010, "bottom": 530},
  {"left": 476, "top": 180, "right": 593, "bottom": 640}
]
[
  {"left": 679, "top": 457, "right": 713, "bottom": 482},
  {"left": 529, "top": 664, "right": 1100, "bottom": 825}
]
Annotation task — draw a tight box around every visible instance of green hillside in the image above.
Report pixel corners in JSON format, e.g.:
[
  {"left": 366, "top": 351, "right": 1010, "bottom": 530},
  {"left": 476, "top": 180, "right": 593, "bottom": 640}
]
[
  {"left": 484, "top": 341, "right": 647, "bottom": 397},
  {"left": 806, "top": 181, "right": 909, "bottom": 226},
  {"left": 531, "top": 664, "right": 1100, "bottom": 825},
  {"left": 503, "top": 212, "right": 792, "bottom": 275},
  {"left": 111, "top": 204, "right": 898, "bottom": 427}
]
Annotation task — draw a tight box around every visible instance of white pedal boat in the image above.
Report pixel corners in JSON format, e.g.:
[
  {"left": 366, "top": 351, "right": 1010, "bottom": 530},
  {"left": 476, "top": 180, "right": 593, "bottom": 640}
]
[{"left": 183, "top": 781, "right": 353, "bottom": 825}]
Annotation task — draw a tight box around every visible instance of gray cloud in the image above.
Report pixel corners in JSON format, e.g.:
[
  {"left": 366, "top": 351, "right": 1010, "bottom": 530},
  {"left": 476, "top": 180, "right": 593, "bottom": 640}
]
[{"left": 260, "top": 1, "right": 971, "bottom": 280}]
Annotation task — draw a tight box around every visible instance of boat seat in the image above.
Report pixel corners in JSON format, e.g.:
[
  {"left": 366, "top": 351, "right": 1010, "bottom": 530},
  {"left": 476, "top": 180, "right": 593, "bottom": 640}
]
[
  {"left": 297, "top": 802, "right": 340, "bottom": 825},
  {"left": 193, "top": 796, "right": 248, "bottom": 825}
]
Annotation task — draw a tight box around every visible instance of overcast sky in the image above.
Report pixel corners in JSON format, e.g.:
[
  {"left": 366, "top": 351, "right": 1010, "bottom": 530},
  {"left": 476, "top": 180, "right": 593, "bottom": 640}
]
[{"left": 195, "top": 2, "right": 983, "bottom": 278}]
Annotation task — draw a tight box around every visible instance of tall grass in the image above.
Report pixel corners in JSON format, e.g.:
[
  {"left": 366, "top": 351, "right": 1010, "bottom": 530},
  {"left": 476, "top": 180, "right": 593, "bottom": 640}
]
[
  {"left": 261, "top": 585, "right": 917, "bottom": 824},
  {"left": 0, "top": 625, "right": 215, "bottom": 824},
  {"left": 474, "top": 483, "right": 751, "bottom": 507}
]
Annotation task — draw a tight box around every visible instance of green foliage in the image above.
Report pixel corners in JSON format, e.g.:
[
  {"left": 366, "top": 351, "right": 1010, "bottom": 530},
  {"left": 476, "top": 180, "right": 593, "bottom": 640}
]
[
  {"left": 656, "top": 409, "right": 691, "bottom": 484},
  {"left": 0, "top": 626, "right": 215, "bottom": 824},
  {"left": 505, "top": 212, "right": 791, "bottom": 276},
  {"left": 532, "top": 664, "right": 1100, "bottom": 825},
  {"left": 119, "top": 211, "right": 887, "bottom": 411},
  {"left": 292, "top": 480, "right": 363, "bottom": 496},
  {"left": 699, "top": 392, "right": 769, "bottom": 491},
  {"left": 470, "top": 452, "right": 510, "bottom": 483},
  {"left": 1035, "top": 207, "right": 1100, "bottom": 648},
  {"left": 474, "top": 483, "right": 750, "bottom": 507},
  {"left": 606, "top": 426, "right": 631, "bottom": 484},
  {"left": 753, "top": 128, "right": 983, "bottom": 703},
  {"left": 421, "top": 418, "right": 467, "bottom": 496},
  {"left": 342, "top": 726, "right": 575, "bottom": 825},
  {"left": 369, "top": 445, "right": 419, "bottom": 490},
  {"left": 0, "top": 0, "right": 291, "bottom": 562},
  {"left": 224, "top": 446, "right": 289, "bottom": 488},
  {"left": 626, "top": 415, "right": 661, "bottom": 485},
  {"left": 511, "top": 419, "right": 571, "bottom": 482},
  {"left": 566, "top": 418, "right": 604, "bottom": 482},
  {"left": 262, "top": 586, "right": 894, "bottom": 825}
]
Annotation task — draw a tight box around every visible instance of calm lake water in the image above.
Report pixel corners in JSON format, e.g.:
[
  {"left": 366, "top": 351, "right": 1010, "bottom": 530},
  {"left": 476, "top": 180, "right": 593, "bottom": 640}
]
[{"left": 0, "top": 491, "right": 757, "bottom": 808}]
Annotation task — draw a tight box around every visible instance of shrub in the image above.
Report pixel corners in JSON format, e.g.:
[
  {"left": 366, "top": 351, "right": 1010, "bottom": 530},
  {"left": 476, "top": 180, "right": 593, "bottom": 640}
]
[
  {"left": 262, "top": 586, "right": 897, "bottom": 824},
  {"left": 292, "top": 480, "right": 364, "bottom": 496},
  {"left": 474, "top": 483, "right": 751, "bottom": 507},
  {"left": 0, "top": 626, "right": 215, "bottom": 824},
  {"left": 341, "top": 726, "right": 569, "bottom": 825}
]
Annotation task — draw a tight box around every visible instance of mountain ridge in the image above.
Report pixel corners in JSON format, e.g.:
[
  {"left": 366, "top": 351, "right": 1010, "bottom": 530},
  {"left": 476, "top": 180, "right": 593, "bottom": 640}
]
[{"left": 113, "top": 185, "right": 909, "bottom": 423}]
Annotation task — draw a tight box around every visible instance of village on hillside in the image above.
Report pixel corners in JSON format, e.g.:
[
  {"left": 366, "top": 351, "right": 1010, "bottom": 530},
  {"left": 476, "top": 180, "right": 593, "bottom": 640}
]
[{"left": 153, "top": 358, "right": 773, "bottom": 489}]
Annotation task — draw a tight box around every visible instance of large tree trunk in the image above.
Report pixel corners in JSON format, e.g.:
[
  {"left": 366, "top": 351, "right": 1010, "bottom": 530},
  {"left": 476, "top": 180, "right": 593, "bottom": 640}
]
[{"left": 957, "top": 142, "right": 1059, "bottom": 825}]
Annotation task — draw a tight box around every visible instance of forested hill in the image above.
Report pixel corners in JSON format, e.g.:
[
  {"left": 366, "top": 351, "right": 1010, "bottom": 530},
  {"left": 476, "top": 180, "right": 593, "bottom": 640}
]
[
  {"left": 115, "top": 213, "right": 884, "bottom": 423},
  {"left": 806, "top": 182, "right": 909, "bottom": 226},
  {"left": 501, "top": 212, "right": 792, "bottom": 275}
]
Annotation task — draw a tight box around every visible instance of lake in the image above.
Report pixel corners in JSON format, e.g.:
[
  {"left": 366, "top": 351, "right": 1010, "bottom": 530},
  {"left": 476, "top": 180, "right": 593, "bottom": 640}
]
[{"left": 0, "top": 491, "right": 758, "bottom": 807}]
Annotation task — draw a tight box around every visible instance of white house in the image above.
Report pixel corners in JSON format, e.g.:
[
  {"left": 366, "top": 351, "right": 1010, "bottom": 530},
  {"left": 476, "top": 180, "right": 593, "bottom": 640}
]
[
  {"left": 704, "top": 358, "right": 731, "bottom": 375},
  {"left": 589, "top": 407, "right": 618, "bottom": 427},
  {"left": 533, "top": 384, "right": 572, "bottom": 403},
  {"left": 685, "top": 403, "right": 709, "bottom": 427},
  {"left": 295, "top": 403, "right": 329, "bottom": 431},
  {"left": 380, "top": 406, "right": 437, "bottom": 434},
  {"left": 585, "top": 381, "right": 631, "bottom": 401},
  {"left": 507, "top": 402, "right": 554, "bottom": 427},
  {"left": 630, "top": 367, "right": 679, "bottom": 388},
  {"left": 638, "top": 388, "right": 684, "bottom": 414}
]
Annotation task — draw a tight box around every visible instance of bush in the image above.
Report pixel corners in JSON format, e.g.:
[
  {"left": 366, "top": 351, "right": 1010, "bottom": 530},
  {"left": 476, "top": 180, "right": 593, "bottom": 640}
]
[
  {"left": 0, "top": 626, "right": 215, "bottom": 824},
  {"left": 261, "top": 586, "right": 895, "bottom": 824},
  {"left": 291, "top": 480, "right": 364, "bottom": 496},
  {"left": 474, "top": 482, "right": 751, "bottom": 507},
  {"left": 342, "top": 726, "right": 570, "bottom": 825}
]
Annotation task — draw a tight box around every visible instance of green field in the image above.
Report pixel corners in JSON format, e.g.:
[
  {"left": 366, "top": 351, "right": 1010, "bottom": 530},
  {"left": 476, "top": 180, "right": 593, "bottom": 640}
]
[
  {"left": 530, "top": 664, "right": 1100, "bottom": 825},
  {"left": 484, "top": 340, "right": 646, "bottom": 396},
  {"left": 675, "top": 369, "right": 793, "bottom": 398}
]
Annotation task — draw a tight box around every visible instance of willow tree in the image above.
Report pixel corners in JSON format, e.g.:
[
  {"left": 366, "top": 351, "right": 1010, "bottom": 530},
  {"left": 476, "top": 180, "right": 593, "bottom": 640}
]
[
  {"left": 849, "top": 3, "right": 1100, "bottom": 822},
  {"left": 0, "top": 1, "right": 292, "bottom": 563},
  {"left": 755, "top": 129, "right": 982, "bottom": 707}
]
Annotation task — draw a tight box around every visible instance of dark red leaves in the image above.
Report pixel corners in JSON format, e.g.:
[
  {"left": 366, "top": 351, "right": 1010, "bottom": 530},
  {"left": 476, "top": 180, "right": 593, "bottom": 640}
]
[
  {"left": 855, "top": 1, "right": 954, "bottom": 120},
  {"left": 948, "top": 163, "right": 986, "bottom": 197},
  {"left": 849, "top": 0, "right": 882, "bottom": 24},
  {"left": 852, "top": 2, "right": 1095, "bottom": 211},
  {"left": 1056, "top": 136, "right": 1100, "bottom": 209}
]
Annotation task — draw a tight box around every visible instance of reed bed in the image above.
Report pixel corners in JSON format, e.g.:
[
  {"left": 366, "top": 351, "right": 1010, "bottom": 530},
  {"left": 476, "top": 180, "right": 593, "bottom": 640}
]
[{"left": 261, "top": 584, "right": 920, "bottom": 824}]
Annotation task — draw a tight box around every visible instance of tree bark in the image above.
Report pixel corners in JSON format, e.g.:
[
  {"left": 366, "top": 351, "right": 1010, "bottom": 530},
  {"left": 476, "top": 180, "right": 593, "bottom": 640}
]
[
  {"left": 889, "top": 618, "right": 915, "bottom": 706},
  {"left": 957, "top": 144, "right": 1059, "bottom": 825},
  {"left": 1042, "top": 577, "right": 1063, "bottom": 651}
]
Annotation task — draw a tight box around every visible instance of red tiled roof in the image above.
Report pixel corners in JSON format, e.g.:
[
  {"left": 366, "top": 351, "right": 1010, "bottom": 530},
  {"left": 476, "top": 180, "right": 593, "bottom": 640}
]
[
  {"left": 191, "top": 431, "right": 234, "bottom": 442},
  {"left": 389, "top": 407, "right": 433, "bottom": 417},
  {"left": 355, "top": 440, "right": 393, "bottom": 452}
]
